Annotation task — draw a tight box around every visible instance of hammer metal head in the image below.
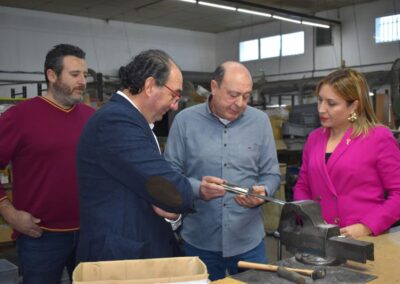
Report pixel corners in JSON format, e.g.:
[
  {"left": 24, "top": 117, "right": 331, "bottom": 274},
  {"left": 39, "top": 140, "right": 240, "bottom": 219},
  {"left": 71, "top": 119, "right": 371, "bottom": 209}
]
[{"left": 311, "top": 268, "right": 326, "bottom": 280}]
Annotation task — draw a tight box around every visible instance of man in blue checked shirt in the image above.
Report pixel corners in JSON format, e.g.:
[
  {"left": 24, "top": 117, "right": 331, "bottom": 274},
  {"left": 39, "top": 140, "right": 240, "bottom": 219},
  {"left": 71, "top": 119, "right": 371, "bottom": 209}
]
[{"left": 164, "top": 61, "right": 280, "bottom": 281}]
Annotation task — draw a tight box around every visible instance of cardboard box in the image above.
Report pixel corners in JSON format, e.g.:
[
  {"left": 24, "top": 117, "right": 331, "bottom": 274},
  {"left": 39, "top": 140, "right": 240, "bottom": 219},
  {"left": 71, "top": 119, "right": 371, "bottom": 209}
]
[
  {"left": 262, "top": 182, "right": 286, "bottom": 233},
  {"left": 73, "top": 256, "right": 208, "bottom": 284},
  {"left": 0, "top": 189, "right": 13, "bottom": 243},
  {"left": 0, "top": 225, "right": 13, "bottom": 243},
  {"left": 269, "top": 115, "right": 285, "bottom": 139},
  {"left": 376, "top": 93, "right": 395, "bottom": 128},
  {"left": 0, "top": 190, "right": 12, "bottom": 225}
]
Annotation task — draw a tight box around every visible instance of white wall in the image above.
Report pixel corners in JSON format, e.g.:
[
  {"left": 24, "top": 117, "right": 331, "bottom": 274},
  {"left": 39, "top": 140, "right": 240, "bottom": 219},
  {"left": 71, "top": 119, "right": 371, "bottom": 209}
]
[
  {"left": 216, "top": 0, "right": 400, "bottom": 82},
  {"left": 0, "top": 6, "right": 216, "bottom": 98}
]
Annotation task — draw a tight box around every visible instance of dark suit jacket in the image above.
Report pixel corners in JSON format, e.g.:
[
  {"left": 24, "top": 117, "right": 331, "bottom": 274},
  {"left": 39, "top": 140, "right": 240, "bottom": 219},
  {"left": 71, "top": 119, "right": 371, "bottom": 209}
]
[{"left": 76, "top": 93, "right": 193, "bottom": 263}]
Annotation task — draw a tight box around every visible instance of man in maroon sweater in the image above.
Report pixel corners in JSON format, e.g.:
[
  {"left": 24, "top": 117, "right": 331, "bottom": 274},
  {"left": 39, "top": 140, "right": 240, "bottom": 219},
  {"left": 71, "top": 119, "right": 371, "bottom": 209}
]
[{"left": 0, "top": 44, "right": 94, "bottom": 284}]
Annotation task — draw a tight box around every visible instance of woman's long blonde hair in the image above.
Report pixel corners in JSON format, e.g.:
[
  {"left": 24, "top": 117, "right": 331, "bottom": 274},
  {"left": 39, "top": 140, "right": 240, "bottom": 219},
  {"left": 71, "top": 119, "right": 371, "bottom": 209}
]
[{"left": 316, "top": 68, "right": 379, "bottom": 137}]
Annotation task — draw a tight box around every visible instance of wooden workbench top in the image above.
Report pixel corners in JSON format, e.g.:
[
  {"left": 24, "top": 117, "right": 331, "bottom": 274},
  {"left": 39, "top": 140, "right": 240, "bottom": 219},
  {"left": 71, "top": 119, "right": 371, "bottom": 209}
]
[{"left": 346, "top": 228, "right": 400, "bottom": 283}]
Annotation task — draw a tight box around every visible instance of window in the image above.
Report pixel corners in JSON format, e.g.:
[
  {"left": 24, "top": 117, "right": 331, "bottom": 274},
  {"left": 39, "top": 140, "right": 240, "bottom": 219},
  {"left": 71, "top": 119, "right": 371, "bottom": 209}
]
[
  {"left": 260, "top": 35, "right": 280, "bottom": 58},
  {"left": 239, "top": 31, "right": 304, "bottom": 61},
  {"left": 282, "top": 32, "right": 304, "bottom": 56},
  {"left": 239, "top": 39, "right": 259, "bottom": 62},
  {"left": 260, "top": 31, "right": 304, "bottom": 59},
  {"left": 375, "top": 14, "right": 400, "bottom": 43}
]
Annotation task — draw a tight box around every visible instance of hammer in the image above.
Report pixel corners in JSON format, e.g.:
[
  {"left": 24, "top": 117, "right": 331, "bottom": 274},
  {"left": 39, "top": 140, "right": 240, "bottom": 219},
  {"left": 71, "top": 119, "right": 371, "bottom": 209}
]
[{"left": 238, "top": 261, "right": 326, "bottom": 280}]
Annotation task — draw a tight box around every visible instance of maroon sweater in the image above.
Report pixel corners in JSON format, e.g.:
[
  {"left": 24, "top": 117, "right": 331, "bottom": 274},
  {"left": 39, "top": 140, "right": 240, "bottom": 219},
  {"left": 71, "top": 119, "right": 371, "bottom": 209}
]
[{"left": 0, "top": 96, "right": 94, "bottom": 238}]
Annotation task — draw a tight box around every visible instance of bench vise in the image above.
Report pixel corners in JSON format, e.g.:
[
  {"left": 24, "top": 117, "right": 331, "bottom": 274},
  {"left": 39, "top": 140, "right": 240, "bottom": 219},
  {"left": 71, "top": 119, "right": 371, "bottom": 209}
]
[{"left": 278, "top": 200, "right": 374, "bottom": 265}]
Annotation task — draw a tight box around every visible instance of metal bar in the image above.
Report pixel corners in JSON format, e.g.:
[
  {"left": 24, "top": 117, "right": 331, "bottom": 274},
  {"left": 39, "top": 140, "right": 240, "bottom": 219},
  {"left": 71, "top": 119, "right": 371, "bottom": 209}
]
[
  {"left": 327, "top": 236, "right": 374, "bottom": 263},
  {"left": 222, "top": 183, "right": 286, "bottom": 205},
  {"left": 252, "top": 61, "right": 394, "bottom": 80}
]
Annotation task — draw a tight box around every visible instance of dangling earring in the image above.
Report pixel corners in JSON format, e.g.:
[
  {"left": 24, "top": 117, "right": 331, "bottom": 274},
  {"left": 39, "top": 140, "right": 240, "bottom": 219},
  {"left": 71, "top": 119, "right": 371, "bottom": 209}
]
[{"left": 348, "top": 112, "right": 358, "bottom": 123}]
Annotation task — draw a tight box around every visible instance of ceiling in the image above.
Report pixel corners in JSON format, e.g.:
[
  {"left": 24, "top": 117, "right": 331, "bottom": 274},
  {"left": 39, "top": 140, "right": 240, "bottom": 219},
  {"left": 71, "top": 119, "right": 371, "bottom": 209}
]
[{"left": 0, "top": 0, "right": 375, "bottom": 33}]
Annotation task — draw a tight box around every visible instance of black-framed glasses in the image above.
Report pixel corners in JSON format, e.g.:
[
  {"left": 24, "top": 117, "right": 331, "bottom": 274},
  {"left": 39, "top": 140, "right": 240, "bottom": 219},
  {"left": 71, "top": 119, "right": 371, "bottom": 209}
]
[{"left": 163, "top": 84, "right": 181, "bottom": 103}]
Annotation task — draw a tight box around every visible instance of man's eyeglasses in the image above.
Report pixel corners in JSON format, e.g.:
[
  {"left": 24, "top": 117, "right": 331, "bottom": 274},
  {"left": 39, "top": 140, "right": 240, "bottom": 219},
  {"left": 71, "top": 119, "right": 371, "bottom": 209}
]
[{"left": 163, "top": 84, "right": 181, "bottom": 104}]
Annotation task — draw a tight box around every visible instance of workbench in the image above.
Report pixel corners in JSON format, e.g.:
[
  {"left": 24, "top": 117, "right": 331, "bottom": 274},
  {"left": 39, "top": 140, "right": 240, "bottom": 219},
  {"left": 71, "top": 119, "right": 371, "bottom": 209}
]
[
  {"left": 213, "top": 227, "right": 400, "bottom": 283},
  {"left": 347, "top": 227, "right": 400, "bottom": 283}
]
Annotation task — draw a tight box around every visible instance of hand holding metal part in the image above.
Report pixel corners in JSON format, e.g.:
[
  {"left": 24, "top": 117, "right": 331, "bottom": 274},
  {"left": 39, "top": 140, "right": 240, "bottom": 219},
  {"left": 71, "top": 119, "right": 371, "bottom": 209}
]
[
  {"left": 222, "top": 181, "right": 286, "bottom": 205},
  {"left": 199, "top": 176, "right": 225, "bottom": 200},
  {"left": 234, "top": 185, "right": 266, "bottom": 208}
]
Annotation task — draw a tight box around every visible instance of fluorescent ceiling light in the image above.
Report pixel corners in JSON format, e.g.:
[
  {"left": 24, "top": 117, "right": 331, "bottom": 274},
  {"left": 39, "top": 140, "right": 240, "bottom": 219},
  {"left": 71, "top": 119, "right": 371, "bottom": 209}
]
[
  {"left": 237, "top": 8, "right": 271, "bottom": 18},
  {"left": 175, "top": 0, "right": 334, "bottom": 28},
  {"left": 272, "top": 15, "right": 301, "bottom": 24},
  {"left": 302, "top": 20, "right": 330, "bottom": 29},
  {"left": 198, "top": 1, "right": 236, "bottom": 11}
]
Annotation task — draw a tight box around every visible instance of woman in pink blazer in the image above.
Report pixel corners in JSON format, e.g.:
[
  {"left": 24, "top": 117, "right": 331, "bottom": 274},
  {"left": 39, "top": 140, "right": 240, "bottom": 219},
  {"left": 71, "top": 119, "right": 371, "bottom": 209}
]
[{"left": 294, "top": 68, "right": 400, "bottom": 238}]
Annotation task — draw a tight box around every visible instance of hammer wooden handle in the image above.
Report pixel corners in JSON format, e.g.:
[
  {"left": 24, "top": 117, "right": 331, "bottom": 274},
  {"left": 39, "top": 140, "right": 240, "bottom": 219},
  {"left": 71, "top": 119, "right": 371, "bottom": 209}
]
[{"left": 238, "top": 261, "right": 314, "bottom": 276}]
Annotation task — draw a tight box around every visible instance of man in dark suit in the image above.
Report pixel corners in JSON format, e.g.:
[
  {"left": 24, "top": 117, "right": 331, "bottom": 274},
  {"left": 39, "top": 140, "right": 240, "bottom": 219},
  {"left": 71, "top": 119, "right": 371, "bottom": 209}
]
[{"left": 76, "top": 49, "right": 193, "bottom": 263}]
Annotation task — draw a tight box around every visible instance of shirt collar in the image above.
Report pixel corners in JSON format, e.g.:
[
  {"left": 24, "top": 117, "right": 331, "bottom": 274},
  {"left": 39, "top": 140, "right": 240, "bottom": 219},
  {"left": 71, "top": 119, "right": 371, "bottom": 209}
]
[{"left": 117, "top": 90, "right": 154, "bottom": 129}]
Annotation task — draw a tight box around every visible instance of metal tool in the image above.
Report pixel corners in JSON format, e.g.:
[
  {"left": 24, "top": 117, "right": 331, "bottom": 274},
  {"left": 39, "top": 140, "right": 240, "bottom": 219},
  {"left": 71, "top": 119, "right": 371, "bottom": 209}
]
[
  {"left": 238, "top": 261, "right": 325, "bottom": 280},
  {"left": 278, "top": 200, "right": 374, "bottom": 265},
  {"left": 222, "top": 182, "right": 286, "bottom": 205},
  {"left": 223, "top": 181, "right": 374, "bottom": 265}
]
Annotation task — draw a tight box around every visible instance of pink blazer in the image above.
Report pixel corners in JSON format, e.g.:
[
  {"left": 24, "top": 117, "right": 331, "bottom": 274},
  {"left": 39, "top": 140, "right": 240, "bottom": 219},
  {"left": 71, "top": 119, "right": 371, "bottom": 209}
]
[{"left": 294, "top": 126, "right": 400, "bottom": 235}]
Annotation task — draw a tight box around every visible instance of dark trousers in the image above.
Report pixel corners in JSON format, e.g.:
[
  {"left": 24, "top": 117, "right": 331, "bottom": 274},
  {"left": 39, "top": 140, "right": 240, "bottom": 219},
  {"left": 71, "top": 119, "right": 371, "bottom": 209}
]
[
  {"left": 17, "top": 230, "right": 79, "bottom": 284},
  {"left": 183, "top": 239, "right": 267, "bottom": 281}
]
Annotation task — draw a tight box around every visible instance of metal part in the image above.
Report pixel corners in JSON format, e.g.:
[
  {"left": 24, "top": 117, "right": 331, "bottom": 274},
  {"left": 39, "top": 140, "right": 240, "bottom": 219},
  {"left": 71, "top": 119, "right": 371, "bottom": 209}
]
[
  {"left": 278, "top": 200, "right": 374, "bottom": 265},
  {"left": 295, "top": 253, "right": 342, "bottom": 266},
  {"left": 222, "top": 182, "right": 286, "bottom": 205},
  {"left": 222, "top": 182, "right": 249, "bottom": 195}
]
